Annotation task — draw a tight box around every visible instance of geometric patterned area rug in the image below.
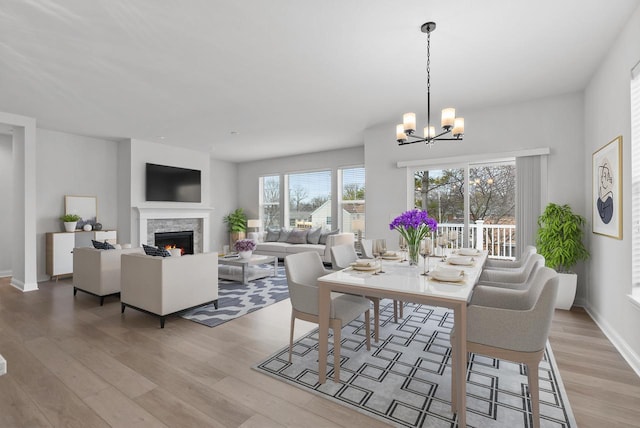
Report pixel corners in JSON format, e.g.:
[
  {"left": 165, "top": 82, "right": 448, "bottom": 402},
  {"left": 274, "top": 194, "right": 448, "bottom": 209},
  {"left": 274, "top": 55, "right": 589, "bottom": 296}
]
[
  {"left": 253, "top": 301, "right": 577, "bottom": 428},
  {"left": 180, "top": 266, "right": 288, "bottom": 327}
]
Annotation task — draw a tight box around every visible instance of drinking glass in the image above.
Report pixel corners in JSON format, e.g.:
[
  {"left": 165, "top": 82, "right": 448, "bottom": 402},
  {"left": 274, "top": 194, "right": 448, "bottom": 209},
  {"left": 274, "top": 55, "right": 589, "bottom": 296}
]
[
  {"left": 399, "top": 235, "right": 408, "bottom": 262},
  {"left": 420, "top": 238, "right": 432, "bottom": 276},
  {"left": 372, "top": 240, "right": 382, "bottom": 275},
  {"left": 376, "top": 239, "right": 387, "bottom": 273},
  {"left": 436, "top": 234, "right": 448, "bottom": 260},
  {"left": 448, "top": 230, "right": 458, "bottom": 253}
]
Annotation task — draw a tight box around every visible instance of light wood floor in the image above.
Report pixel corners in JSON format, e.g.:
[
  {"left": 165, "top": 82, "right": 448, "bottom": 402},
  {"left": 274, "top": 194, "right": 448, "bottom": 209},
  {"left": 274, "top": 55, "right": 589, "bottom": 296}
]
[{"left": 1, "top": 277, "right": 639, "bottom": 428}]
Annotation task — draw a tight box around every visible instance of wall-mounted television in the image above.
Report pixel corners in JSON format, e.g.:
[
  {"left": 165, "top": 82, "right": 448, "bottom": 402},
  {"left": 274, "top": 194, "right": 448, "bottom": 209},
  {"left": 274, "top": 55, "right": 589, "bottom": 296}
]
[{"left": 145, "top": 163, "right": 201, "bottom": 202}]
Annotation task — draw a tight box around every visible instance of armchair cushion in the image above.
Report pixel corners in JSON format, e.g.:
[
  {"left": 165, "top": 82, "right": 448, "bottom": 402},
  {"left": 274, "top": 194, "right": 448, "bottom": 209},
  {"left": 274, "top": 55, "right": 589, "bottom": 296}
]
[
  {"left": 92, "top": 239, "right": 115, "bottom": 250},
  {"left": 307, "top": 226, "right": 323, "bottom": 244}
]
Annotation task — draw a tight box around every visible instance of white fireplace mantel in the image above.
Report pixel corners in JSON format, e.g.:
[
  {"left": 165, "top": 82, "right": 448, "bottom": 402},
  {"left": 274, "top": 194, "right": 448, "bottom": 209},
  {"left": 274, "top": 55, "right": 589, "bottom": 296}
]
[{"left": 135, "top": 206, "right": 214, "bottom": 253}]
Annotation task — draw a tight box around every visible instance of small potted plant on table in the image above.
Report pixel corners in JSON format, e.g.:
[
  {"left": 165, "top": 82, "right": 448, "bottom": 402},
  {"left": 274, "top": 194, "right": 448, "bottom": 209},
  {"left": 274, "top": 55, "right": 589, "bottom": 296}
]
[
  {"left": 60, "top": 214, "right": 81, "bottom": 232},
  {"left": 536, "top": 203, "right": 589, "bottom": 310}
]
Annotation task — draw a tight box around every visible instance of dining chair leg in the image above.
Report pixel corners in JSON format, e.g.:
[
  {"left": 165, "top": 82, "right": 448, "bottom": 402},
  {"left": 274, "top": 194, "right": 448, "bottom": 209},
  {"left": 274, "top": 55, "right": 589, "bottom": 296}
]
[
  {"left": 289, "top": 312, "right": 295, "bottom": 363},
  {"left": 331, "top": 319, "right": 341, "bottom": 382},
  {"left": 364, "top": 310, "right": 371, "bottom": 350},
  {"left": 368, "top": 297, "right": 380, "bottom": 342}
]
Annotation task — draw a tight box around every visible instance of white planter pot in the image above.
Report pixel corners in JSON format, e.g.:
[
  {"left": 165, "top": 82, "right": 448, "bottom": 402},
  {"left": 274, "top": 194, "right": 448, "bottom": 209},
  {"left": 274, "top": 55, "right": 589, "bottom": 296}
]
[
  {"left": 239, "top": 251, "right": 252, "bottom": 259},
  {"left": 63, "top": 221, "right": 77, "bottom": 232},
  {"left": 555, "top": 272, "right": 577, "bottom": 310}
]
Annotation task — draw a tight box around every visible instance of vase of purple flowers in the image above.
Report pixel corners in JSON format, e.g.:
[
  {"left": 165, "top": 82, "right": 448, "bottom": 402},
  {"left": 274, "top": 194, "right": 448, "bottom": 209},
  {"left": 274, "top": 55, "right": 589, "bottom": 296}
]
[
  {"left": 234, "top": 239, "right": 256, "bottom": 259},
  {"left": 389, "top": 209, "right": 438, "bottom": 266}
]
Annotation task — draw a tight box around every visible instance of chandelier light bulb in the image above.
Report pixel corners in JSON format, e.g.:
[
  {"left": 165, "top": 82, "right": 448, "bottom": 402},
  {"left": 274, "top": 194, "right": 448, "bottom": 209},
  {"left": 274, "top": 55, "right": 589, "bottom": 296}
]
[
  {"left": 403, "top": 112, "right": 416, "bottom": 135},
  {"left": 396, "top": 124, "right": 407, "bottom": 143},
  {"left": 424, "top": 126, "right": 436, "bottom": 139},
  {"left": 441, "top": 108, "right": 455, "bottom": 130},
  {"left": 452, "top": 117, "right": 464, "bottom": 138}
]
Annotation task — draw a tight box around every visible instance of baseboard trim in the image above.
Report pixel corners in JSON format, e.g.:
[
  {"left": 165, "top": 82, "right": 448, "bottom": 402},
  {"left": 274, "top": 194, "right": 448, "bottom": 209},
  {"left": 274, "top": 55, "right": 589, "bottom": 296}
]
[
  {"left": 584, "top": 304, "right": 640, "bottom": 378},
  {"left": 10, "top": 278, "right": 39, "bottom": 292},
  {"left": 0, "top": 270, "right": 11, "bottom": 278}
]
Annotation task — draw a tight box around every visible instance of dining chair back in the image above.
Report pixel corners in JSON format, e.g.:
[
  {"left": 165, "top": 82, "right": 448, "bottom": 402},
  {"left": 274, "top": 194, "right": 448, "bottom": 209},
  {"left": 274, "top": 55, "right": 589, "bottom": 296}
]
[
  {"left": 330, "top": 243, "right": 358, "bottom": 270},
  {"left": 484, "top": 245, "right": 537, "bottom": 270},
  {"left": 360, "top": 239, "right": 374, "bottom": 259},
  {"left": 478, "top": 253, "right": 545, "bottom": 290},
  {"left": 284, "top": 251, "right": 371, "bottom": 371}
]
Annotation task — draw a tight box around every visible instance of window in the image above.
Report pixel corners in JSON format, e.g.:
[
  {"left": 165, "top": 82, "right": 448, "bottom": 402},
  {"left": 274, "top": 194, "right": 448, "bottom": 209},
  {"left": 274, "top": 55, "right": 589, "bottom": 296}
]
[
  {"left": 259, "top": 175, "right": 280, "bottom": 229},
  {"left": 286, "top": 170, "right": 331, "bottom": 228},
  {"left": 339, "top": 167, "right": 365, "bottom": 236},
  {"left": 631, "top": 68, "right": 640, "bottom": 294},
  {"left": 413, "top": 161, "right": 516, "bottom": 259}
]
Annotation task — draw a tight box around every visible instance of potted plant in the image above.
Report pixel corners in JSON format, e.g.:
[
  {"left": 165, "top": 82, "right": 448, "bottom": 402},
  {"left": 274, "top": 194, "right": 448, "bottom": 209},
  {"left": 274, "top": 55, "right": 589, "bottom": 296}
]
[
  {"left": 224, "top": 208, "right": 247, "bottom": 248},
  {"left": 60, "top": 214, "right": 81, "bottom": 232},
  {"left": 536, "top": 203, "right": 589, "bottom": 310},
  {"left": 234, "top": 239, "right": 256, "bottom": 259}
]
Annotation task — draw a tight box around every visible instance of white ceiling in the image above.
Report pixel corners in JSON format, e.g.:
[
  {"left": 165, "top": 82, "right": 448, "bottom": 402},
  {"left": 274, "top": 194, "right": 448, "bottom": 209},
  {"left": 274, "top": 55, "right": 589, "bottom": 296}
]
[{"left": 0, "top": 0, "right": 638, "bottom": 162}]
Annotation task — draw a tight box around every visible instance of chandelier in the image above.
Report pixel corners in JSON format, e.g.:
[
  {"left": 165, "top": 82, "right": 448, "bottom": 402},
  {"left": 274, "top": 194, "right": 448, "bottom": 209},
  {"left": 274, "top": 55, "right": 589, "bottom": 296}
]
[{"left": 396, "top": 22, "right": 464, "bottom": 146}]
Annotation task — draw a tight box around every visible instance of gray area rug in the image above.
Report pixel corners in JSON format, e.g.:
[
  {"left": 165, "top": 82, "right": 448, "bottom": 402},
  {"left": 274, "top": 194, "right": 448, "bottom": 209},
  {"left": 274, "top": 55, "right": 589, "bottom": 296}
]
[
  {"left": 254, "top": 301, "right": 577, "bottom": 428},
  {"left": 180, "top": 266, "right": 288, "bottom": 327}
]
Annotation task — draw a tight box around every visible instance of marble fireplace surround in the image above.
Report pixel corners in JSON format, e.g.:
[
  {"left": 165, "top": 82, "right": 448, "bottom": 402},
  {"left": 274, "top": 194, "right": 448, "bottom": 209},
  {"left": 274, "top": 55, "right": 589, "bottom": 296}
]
[{"left": 135, "top": 207, "right": 213, "bottom": 254}]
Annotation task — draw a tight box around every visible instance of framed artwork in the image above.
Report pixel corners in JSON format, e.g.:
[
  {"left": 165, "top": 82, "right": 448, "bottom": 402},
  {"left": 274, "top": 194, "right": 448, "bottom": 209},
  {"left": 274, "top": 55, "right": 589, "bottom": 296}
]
[
  {"left": 592, "top": 136, "right": 622, "bottom": 239},
  {"left": 65, "top": 195, "right": 97, "bottom": 229}
]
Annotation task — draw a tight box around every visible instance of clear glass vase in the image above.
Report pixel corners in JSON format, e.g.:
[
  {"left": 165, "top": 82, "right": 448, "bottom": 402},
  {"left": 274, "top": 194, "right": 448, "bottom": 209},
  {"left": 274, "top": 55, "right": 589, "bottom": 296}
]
[{"left": 408, "top": 241, "right": 420, "bottom": 266}]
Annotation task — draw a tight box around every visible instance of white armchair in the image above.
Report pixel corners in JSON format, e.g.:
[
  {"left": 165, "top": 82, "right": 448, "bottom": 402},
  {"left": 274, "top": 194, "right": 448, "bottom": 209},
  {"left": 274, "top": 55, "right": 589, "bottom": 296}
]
[
  {"left": 120, "top": 252, "right": 219, "bottom": 328},
  {"left": 478, "top": 254, "right": 545, "bottom": 290},
  {"left": 73, "top": 247, "right": 144, "bottom": 305}
]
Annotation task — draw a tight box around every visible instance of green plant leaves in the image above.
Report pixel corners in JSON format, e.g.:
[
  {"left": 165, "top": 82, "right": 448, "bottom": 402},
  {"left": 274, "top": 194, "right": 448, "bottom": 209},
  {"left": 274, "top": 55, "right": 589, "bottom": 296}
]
[{"left": 536, "top": 203, "right": 589, "bottom": 272}]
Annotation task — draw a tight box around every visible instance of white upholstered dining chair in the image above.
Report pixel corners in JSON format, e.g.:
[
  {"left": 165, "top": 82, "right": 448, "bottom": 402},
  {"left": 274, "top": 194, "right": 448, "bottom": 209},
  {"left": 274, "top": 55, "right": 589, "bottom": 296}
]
[
  {"left": 483, "top": 245, "right": 537, "bottom": 270},
  {"left": 478, "top": 253, "right": 545, "bottom": 290},
  {"left": 284, "top": 251, "right": 371, "bottom": 368},
  {"left": 452, "top": 266, "right": 559, "bottom": 428}
]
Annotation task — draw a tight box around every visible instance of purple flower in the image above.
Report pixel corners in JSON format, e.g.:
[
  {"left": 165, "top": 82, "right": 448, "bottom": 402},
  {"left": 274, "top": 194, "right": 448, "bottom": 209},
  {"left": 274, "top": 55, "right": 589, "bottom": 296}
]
[
  {"left": 234, "top": 239, "right": 256, "bottom": 252},
  {"left": 389, "top": 209, "right": 438, "bottom": 245}
]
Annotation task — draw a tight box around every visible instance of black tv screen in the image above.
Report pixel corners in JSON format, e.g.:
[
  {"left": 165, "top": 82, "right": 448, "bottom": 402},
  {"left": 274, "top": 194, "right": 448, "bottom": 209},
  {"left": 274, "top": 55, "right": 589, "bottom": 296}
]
[{"left": 146, "top": 163, "right": 201, "bottom": 202}]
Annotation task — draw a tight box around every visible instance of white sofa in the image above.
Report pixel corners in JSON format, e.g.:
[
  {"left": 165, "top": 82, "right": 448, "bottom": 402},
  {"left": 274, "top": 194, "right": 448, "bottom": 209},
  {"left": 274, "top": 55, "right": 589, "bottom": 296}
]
[
  {"left": 251, "top": 231, "right": 354, "bottom": 263},
  {"left": 120, "top": 252, "right": 219, "bottom": 328},
  {"left": 73, "top": 246, "right": 144, "bottom": 305}
]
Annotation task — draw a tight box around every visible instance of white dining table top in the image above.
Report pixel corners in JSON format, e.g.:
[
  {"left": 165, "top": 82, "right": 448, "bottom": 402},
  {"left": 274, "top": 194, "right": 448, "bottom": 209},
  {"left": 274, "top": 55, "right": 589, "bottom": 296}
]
[{"left": 318, "top": 251, "right": 488, "bottom": 303}]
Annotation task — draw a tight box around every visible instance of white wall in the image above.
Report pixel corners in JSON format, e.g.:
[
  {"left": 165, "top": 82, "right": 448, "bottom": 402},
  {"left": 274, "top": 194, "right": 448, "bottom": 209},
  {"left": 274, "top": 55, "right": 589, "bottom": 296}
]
[
  {"left": 583, "top": 3, "right": 640, "bottom": 373},
  {"left": 364, "top": 92, "right": 585, "bottom": 252},
  {"left": 36, "top": 129, "right": 119, "bottom": 281},
  {"left": 236, "top": 146, "right": 364, "bottom": 222},
  {"left": 0, "top": 134, "right": 12, "bottom": 276}
]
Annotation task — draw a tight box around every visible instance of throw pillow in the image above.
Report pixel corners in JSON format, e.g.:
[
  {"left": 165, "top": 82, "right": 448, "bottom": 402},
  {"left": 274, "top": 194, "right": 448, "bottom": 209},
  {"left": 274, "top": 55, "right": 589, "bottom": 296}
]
[
  {"left": 142, "top": 243, "right": 172, "bottom": 257},
  {"left": 318, "top": 229, "right": 340, "bottom": 245},
  {"left": 91, "top": 239, "right": 114, "bottom": 250},
  {"left": 278, "top": 228, "right": 292, "bottom": 242},
  {"left": 307, "top": 226, "right": 322, "bottom": 244},
  {"left": 265, "top": 228, "right": 280, "bottom": 242},
  {"left": 287, "top": 228, "right": 309, "bottom": 244}
]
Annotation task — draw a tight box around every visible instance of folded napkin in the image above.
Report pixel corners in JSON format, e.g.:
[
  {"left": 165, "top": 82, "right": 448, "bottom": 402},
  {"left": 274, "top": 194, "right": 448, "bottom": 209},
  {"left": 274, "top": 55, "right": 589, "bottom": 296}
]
[
  {"left": 354, "top": 260, "right": 375, "bottom": 267},
  {"left": 431, "top": 267, "right": 464, "bottom": 281},
  {"left": 457, "top": 248, "right": 479, "bottom": 256},
  {"left": 383, "top": 251, "right": 397, "bottom": 257},
  {"left": 447, "top": 255, "right": 474, "bottom": 265}
]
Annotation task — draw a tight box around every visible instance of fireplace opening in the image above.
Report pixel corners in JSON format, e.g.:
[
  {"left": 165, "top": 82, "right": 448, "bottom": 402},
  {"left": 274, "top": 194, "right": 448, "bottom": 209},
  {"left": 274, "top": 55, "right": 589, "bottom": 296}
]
[{"left": 154, "top": 231, "right": 194, "bottom": 255}]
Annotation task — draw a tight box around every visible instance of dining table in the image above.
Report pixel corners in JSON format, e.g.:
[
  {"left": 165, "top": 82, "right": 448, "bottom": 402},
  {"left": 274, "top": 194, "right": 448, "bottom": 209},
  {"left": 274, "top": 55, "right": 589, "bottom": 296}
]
[{"left": 317, "top": 250, "right": 488, "bottom": 428}]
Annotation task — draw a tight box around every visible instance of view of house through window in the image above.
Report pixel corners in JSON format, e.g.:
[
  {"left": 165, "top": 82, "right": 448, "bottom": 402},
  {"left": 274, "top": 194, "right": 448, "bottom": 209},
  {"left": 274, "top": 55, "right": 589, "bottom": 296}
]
[
  {"left": 414, "top": 161, "right": 516, "bottom": 258},
  {"left": 286, "top": 170, "right": 332, "bottom": 228},
  {"left": 339, "top": 167, "right": 365, "bottom": 238}
]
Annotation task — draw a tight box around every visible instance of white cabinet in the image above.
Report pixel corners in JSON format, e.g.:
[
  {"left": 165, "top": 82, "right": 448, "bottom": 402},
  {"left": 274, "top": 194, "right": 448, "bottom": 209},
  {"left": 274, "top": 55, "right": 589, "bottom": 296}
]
[{"left": 46, "top": 230, "right": 117, "bottom": 279}]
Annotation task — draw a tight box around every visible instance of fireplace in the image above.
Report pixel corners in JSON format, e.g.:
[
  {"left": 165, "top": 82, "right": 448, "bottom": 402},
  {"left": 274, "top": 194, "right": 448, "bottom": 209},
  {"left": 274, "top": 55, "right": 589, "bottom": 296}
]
[{"left": 154, "top": 231, "right": 194, "bottom": 255}]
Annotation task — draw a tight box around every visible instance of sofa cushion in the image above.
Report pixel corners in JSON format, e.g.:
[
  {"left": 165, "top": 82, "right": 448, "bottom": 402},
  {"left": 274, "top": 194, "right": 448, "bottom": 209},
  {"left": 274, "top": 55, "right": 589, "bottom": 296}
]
[
  {"left": 285, "top": 244, "right": 325, "bottom": 257},
  {"left": 142, "top": 244, "right": 171, "bottom": 257},
  {"left": 319, "top": 229, "right": 340, "bottom": 245},
  {"left": 287, "top": 228, "right": 308, "bottom": 244},
  {"left": 255, "top": 242, "right": 291, "bottom": 252},
  {"left": 278, "top": 229, "right": 292, "bottom": 242},
  {"left": 307, "top": 226, "right": 322, "bottom": 244},
  {"left": 265, "top": 228, "right": 280, "bottom": 242}
]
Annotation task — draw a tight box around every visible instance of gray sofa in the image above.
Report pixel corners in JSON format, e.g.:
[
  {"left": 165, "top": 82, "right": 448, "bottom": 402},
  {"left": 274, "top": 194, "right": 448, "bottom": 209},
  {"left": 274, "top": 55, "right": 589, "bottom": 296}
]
[{"left": 250, "top": 230, "right": 354, "bottom": 263}]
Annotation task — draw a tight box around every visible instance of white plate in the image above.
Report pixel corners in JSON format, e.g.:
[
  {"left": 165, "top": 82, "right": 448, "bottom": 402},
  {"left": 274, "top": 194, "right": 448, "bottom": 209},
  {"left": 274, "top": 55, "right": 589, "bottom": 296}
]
[
  {"left": 351, "top": 264, "right": 378, "bottom": 271},
  {"left": 457, "top": 248, "right": 479, "bottom": 256},
  {"left": 430, "top": 268, "right": 465, "bottom": 282},
  {"left": 447, "top": 256, "right": 474, "bottom": 266}
]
